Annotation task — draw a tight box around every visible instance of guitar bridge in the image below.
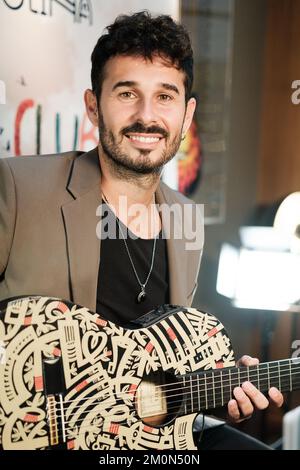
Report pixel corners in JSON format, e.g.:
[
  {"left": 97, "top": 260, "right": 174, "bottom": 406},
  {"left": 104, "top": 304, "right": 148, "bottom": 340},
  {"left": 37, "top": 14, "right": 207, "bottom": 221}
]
[
  {"left": 43, "top": 356, "right": 67, "bottom": 447},
  {"left": 46, "top": 394, "right": 66, "bottom": 446},
  {"left": 137, "top": 380, "right": 167, "bottom": 420}
]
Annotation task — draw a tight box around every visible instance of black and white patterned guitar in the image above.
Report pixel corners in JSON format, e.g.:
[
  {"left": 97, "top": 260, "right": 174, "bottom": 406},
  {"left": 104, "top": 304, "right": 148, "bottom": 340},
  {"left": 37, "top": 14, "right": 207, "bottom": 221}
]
[{"left": 0, "top": 296, "right": 299, "bottom": 450}]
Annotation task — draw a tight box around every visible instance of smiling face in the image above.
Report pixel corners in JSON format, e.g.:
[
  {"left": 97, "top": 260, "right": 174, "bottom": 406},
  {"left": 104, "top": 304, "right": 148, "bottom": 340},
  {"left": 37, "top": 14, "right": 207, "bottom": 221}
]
[{"left": 85, "top": 54, "right": 196, "bottom": 176}]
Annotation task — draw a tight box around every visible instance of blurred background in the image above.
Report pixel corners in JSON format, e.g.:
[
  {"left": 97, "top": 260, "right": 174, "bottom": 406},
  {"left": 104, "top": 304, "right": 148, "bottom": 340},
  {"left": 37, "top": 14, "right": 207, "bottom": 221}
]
[{"left": 1, "top": 0, "right": 300, "bottom": 446}]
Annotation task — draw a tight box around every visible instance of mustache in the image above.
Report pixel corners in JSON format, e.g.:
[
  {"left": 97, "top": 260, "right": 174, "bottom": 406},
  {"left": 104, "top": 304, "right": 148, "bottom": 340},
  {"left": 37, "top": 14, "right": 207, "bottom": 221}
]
[{"left": 121, "top": 122, "right": 169, "bottom": 138}]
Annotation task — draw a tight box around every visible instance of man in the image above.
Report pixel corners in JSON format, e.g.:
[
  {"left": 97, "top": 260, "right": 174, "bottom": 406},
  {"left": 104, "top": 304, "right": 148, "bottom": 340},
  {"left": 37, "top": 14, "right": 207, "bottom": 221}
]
[{"left": 0, "top": 11, "right": 283, "bottom": 449}]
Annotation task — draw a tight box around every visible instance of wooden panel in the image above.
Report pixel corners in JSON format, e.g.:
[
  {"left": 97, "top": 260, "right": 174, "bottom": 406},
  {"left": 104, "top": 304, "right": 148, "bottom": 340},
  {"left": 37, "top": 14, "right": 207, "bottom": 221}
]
[{"left": 258, "top": 0, "right": 300, "bottom": 204}]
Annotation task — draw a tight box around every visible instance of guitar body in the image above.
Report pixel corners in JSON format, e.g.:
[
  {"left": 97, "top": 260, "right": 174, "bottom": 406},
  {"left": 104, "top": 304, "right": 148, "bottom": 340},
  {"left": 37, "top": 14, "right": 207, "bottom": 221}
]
[{"left": 0, "top": 296, "right": 235, "bottom": 450}]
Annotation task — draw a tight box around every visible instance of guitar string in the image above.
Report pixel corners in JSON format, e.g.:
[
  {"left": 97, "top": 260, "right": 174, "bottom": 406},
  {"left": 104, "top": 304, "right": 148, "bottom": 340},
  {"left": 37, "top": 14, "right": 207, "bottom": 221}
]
[
  {"left": 53, "top": 382, "right": 297, "bottom": 439},
  {"left": 51, "top": 367, "right": 300, "bottom": 420},
  {"left": 53, "top": 379, "right": 300, "bottom": 446},
  {"left": 50, "top": 358, "right": 300, "bottom": 408},
  {"left": 52, "top": 367, "right": 300, "bottom": 420},
  {"left": 50, "top": 363, "right": 300, "bottom": 417},
  {"left": 50, "top": 376, "right": 300, "bottom": 442},
  {"left": 54, "top": 379, "right": 300, "bottom": 445},
  {"left": 54, "top": 373, "right": 300, "bottom": 424},
  {"left": 50, "top": 361, "right": 300, "bottom": 410}
]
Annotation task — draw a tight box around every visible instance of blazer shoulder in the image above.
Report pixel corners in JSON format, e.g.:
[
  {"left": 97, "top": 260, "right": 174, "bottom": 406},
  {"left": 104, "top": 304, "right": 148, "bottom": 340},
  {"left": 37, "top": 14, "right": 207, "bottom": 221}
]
[
  {"left": 2, "top": 150, "right": 82, "bottom": 172},
  {"left": 1, "top": 151, "right": 85, "bottom": 188}
]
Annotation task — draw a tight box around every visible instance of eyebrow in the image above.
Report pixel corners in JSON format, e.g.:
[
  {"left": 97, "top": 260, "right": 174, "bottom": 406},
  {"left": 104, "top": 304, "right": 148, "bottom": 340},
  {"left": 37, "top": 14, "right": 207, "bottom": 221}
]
[
  {"left": 112, "top": 80, "right": 180, "bottom": 95},
  {"left": 160, "top": 83, "right": 180, "bottom": 95}
]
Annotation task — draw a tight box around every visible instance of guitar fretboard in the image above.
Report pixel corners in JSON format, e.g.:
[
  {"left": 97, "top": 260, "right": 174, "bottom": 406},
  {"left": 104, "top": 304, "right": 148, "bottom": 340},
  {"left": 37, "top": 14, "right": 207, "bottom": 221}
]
[{"left": 181, "top": 358, "right": 300, "bottom": 413}]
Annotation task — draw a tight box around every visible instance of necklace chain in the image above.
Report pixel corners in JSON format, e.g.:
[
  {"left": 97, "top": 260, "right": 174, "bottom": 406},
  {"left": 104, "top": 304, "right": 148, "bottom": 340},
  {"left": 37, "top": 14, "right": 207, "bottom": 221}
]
[{"left": 102, "top": 192, "right": 157, "bottom": 303}]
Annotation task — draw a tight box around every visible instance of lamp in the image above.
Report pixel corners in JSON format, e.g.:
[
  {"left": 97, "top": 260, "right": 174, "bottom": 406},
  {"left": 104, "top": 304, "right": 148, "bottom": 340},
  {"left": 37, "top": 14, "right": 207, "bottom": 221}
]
[
  {"left": 274, "top": 192, "right": 300, "bottom": 254},
  {"left": 217, "top": 192, "right": 300, "bottom": 312},
  {"left": 216, "top": 192, "right": 300, "bottom": 371},
  {"left": 217, "top": 240, "right": 300, "bottom": 312}
]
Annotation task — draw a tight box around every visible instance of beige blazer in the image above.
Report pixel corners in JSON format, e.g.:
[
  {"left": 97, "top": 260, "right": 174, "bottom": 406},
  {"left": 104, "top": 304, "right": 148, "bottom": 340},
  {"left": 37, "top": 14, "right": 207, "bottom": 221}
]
[{"left": 0, "top": 148, "right": 203, "bottom": 312}]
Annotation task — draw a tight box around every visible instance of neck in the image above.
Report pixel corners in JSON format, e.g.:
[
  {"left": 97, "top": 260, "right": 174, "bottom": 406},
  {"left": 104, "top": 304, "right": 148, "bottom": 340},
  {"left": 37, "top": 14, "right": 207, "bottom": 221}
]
[
  {"left": 98, "top": 148, "right": 161, "bottom": 238},
  {"left": 99, "top": 147, "right": 161, "bottom": 205}
]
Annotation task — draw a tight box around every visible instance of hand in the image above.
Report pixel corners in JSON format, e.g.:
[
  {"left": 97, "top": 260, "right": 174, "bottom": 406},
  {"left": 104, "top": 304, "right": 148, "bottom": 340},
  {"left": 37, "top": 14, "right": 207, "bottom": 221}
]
[{"left": 227, "top": 355, "right": 284, "bottom": 424}]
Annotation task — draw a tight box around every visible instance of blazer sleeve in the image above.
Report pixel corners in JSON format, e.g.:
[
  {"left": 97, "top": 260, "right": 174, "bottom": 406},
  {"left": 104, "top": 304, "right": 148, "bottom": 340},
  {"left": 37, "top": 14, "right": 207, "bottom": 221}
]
[{"left": 0, "top": 159, "right": 16, "bottom": 275}]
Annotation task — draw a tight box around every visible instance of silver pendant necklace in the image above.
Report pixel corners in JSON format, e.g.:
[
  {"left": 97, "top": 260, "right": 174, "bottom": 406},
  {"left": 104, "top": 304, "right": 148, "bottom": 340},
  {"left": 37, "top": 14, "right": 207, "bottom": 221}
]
[{"left": 102, "top": 192, "right": 157, "bottom": 303}]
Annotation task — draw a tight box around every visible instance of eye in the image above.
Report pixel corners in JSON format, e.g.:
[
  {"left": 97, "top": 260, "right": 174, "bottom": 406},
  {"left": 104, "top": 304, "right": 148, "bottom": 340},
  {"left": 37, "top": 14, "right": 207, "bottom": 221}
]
[
  {"left": 158, "top": 94, "right": 173, "bottom": 102},
  {"left": 119, "top": 91, "right": 136, "bottom": 99}
]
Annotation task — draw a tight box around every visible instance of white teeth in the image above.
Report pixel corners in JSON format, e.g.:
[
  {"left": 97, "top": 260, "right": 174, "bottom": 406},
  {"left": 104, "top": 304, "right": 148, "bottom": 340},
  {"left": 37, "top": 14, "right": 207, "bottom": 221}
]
[{"left": 129, "top": 135, "right": 160, "bottom": 143}]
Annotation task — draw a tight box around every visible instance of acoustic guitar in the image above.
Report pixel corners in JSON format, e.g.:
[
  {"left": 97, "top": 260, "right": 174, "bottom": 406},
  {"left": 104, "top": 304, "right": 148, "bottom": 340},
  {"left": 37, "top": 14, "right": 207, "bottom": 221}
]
[{"left": 0, "top": 296, "right": 299, "bottom": 450}]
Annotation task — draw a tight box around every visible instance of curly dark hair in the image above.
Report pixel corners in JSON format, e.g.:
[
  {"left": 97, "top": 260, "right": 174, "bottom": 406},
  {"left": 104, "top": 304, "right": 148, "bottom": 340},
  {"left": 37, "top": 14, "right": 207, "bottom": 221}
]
[{"left": 91, "top": 11, "right": 193, "bottom": 104}]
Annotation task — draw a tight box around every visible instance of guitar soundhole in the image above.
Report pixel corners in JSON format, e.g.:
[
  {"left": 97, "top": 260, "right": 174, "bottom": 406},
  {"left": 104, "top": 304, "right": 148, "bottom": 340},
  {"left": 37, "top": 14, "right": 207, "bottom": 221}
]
[{"left": 136, "top": 371, "right": 183, "bottom": 427}]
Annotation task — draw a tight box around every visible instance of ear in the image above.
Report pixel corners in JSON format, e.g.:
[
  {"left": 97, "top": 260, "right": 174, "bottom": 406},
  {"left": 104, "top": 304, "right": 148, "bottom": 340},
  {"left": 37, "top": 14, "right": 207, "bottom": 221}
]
[
  {"left": 182, "top": 97, "right": 197, "bottom": 137},
  {"left": 84, "top": 89, "right": 99, "bottom": 127}
]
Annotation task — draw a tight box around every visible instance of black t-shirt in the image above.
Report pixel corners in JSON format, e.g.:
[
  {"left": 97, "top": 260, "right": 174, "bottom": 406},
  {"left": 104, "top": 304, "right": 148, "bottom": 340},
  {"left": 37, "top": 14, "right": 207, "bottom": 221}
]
[{"left": 96, "top": 202, "right": 169, "bottom": 325}]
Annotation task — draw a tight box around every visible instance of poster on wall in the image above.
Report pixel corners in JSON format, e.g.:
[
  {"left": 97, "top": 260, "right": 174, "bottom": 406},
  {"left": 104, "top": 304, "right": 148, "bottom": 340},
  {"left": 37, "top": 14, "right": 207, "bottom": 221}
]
[
  {"left": 0, "top": 0, "right": 179, "bottom": 157},
  {"left": 181, "top": 0, "right": 234, "bottom": 223}
]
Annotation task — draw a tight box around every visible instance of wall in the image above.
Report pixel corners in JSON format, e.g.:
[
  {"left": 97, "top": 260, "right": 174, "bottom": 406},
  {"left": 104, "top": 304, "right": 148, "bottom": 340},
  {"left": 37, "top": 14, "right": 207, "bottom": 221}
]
[
  {"left": 257, "top": 0, "right": 300, "bottom": 430},
  {"left": 258, "top": 0, "right": 300, "bottom": 205},
  {"left": 194, "top": 0, "right": 267, "bottom": 359},
  {"left": 0, "top": 0, "right": 179, "bottom": 158}
]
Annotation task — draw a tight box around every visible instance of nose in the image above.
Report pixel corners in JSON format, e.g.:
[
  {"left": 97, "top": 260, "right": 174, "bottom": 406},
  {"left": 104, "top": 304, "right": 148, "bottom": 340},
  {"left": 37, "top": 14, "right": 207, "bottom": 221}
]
[{"left": 134, "top": 97, "right": 158, "bottom": 125}]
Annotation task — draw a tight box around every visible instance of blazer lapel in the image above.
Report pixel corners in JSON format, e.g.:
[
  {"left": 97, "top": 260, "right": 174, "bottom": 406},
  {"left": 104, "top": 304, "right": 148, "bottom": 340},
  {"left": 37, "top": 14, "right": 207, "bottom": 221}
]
[
  {"left": 156, "top": 184, "right": 188, "bottom": 306},
  {"left": 62, "top": 148, "right": 101, "bottom": 311}
]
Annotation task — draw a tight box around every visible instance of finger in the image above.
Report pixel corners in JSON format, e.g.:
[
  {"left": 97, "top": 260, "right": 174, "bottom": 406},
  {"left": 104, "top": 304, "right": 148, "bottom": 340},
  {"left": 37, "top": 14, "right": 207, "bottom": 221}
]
[
  {"left": 241, "top": 381, "right": 269, "bottom": 410},
  {"left": 228, "top": 399, "right": 241, "bottom": 422},
  {"left": 233, "top": 386, "right": 254, "bottom": 417},
  {"left": 268, "top": 387, "right": 284, "bottom": 407},
  {"left": 238, "top": 355, "right": 259, "bottom": 367}
]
